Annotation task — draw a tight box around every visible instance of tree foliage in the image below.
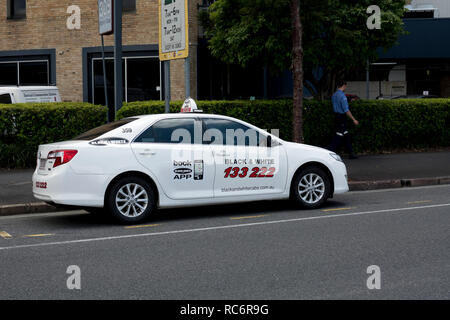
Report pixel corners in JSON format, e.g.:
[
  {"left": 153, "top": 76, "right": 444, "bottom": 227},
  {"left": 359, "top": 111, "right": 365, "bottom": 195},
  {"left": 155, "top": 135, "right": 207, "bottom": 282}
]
[
  {"left": 201, "top": 0, "right": 406, "bottom": 98},
  {"left": 200, "top": 0, "right": 292, "bottom": 72}
]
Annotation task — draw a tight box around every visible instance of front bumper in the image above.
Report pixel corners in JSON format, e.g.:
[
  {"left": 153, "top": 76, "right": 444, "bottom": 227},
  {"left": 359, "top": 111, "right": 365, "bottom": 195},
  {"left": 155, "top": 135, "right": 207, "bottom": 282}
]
[{"left": 332, "top": 161, "right": 349, "bottom": 194}]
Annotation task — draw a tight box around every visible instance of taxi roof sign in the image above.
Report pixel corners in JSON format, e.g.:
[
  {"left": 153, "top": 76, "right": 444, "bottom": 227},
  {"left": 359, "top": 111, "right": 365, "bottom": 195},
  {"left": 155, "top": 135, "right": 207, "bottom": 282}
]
[{"left": 180, "top": 98, "right": 202, "bottom": 113}]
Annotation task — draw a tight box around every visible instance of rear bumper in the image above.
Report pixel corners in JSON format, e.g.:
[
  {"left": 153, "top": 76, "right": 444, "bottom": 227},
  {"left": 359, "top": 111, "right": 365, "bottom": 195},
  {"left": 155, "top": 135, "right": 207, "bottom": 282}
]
[{"left": 32, "top": 166, "right": 108, "bottom": 208}]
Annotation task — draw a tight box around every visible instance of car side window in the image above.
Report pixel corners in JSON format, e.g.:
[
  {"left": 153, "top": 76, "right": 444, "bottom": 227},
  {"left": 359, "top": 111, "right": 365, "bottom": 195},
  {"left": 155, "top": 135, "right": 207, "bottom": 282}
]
[
  {"left": 134, "top": 118, "right": 196, "bottom": 144},
  {"left": 203, "top": 118, "right": 268, "bottom": 147},
  {"left": 0, "top": 93, "right": 12, "bottom": 104}
]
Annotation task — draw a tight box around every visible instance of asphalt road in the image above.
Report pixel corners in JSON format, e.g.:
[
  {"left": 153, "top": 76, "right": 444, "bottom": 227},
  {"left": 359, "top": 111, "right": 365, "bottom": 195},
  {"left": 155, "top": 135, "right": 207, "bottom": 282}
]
[
  {"left": 0, "top": 169, "right": 35, "bottom": 205},
  {"left": 0, "top": 185, "right": 449, "bottom": 300},
  {"left": 2, "top": 151, "right": 450, "bottom": 205}
]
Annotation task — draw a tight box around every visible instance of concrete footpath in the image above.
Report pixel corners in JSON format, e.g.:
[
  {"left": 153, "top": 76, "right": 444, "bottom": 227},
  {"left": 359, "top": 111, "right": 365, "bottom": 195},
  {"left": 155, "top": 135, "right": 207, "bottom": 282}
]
[{"left": 1, "top": 151, "right": 449, "bottom": 216}]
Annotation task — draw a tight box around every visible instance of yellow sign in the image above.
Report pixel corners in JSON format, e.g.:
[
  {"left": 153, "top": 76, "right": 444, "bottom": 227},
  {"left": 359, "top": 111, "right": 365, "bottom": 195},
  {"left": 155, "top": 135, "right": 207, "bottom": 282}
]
[{"left": 159, "top": 0, "right": 189, "bottom": 61}]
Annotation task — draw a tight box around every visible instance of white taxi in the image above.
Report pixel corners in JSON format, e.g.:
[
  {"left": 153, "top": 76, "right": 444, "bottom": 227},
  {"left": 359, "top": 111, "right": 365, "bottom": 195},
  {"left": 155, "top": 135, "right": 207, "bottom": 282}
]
[{"left": 33, "top": 99, "right": 349, "bottom": 223}]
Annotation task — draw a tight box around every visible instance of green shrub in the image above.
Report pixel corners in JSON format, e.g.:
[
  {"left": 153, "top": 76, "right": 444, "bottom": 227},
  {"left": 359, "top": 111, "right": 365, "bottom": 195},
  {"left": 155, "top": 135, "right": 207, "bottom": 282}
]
[
  {"left": 118, "top": 99, "right": 450, "bottom": 153},
  {"left": 2, "top": 99, "right": 448, "bottom": 168},
  {"left": 0, "top": 103, "right": 107, "bottom": 168},
  {"left": 117, "top": 100, "right": 294, "bottom": 140}
]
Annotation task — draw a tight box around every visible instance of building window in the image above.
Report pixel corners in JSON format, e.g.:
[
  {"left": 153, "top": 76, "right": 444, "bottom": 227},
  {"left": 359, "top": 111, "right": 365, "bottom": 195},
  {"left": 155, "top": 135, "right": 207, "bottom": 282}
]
[
  {"left": 0, "top": 63, "right": 18, "bottom": 85},
  {"left": 19, "top": 61, "right": 49, "bottom": 85},
  {"left": 90, "top": 56, "right": 161, "bottom": 121},
  {"left": 404, "top": 10, "right": 435, "bottom": 19},
  {"left": 0, "top": 60, "right": 49, "bottom": 86},
  {"left": 7, "top": 0, "right": 26, "bottom": 19},
  {"left": 123, "top": 0, "right": 136, "bottom": 12},
  {"left": 91, "top": 57, "right": 161, "bottom": 104}
]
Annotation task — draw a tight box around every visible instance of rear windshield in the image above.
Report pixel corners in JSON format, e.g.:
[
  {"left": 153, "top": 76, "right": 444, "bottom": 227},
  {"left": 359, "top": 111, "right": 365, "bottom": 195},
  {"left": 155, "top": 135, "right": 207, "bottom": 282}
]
[{"left": 73, "top": 118, "right": 138, "bottom": 141}]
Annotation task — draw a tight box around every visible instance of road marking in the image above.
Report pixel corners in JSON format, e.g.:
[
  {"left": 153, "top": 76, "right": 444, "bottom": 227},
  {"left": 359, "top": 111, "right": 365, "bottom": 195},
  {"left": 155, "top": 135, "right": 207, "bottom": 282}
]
[
  {"left": 0, "top": 203, "right": 449, "bottom": 252},
  {"left": 230, "top": 215, "right": 267, "bottom": 220},
  {"left": 22, "top": 234, "right": 54, "bottom": 238},
  {"left": 0, "top": 231, "right": 12, "bottom": 239},
  {"left": 124, "top": 224, "right": 160, "bottom": 229},
  {"left": 407, "top": 200, "right": 432, "bottom": 205},
  {"left": 9, "top": 181, "right": 32, "bottom": 186},
  {"left": 0, "top": 210, "right": 86, "bottom": 221},
  {"left": 322, "top": 207, "right": 354, "bottom": 212},
  {"left": 347, "top": 184, "right": 450, "bottom": 195}
]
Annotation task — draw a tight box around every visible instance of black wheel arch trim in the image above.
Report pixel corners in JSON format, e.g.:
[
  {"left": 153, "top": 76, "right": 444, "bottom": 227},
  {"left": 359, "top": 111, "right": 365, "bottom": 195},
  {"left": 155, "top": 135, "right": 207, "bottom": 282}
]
[
  {"left": 290, "top": 162, "right": 334, "bottom": 198},
  {"left": 104, "top": 171, "right": 159, "bottom": 208}
]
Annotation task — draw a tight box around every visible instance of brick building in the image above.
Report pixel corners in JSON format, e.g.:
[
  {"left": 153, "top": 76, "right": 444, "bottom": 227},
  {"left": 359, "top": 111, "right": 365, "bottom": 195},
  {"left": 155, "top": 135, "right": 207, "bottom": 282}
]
[{"left": 0, "top": 0, "right": 201, "bottom": 105}]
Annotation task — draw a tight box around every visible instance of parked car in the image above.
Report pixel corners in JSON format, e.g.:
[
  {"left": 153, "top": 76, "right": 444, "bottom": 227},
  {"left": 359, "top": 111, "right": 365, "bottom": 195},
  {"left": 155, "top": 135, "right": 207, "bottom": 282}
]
[
  {"left": 345, "top": 94, "right": 360, "bottom": 102},
  {"left": 0, "top": 86, "right": 61, "bottom": 104},
  {"left": 33, "top": 99, "right": 349, "bottom": 224},
  {"left": 376, "top": 95, "right": 400, "bottom": 100},
  {"left": 391, "top": 94, "right": 439, "bottom": 99}
]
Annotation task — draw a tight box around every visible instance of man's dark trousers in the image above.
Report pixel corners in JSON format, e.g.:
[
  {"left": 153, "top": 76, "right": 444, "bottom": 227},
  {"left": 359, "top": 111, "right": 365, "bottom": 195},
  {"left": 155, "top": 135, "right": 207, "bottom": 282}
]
[{"left": 329, "top": 113, "right": 354, "bottom": 155}]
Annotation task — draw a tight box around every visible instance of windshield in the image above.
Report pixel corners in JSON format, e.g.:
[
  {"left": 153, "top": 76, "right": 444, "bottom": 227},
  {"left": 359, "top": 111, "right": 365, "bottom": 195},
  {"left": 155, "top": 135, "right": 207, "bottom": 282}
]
[{"left": 73, "top": 118, "right": 138, "bottom": 141}]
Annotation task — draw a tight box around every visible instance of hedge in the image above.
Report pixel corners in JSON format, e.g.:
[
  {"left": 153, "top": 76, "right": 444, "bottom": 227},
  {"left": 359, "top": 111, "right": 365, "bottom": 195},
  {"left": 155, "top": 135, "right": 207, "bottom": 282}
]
[
  {"left": 1, "top": 99, "right": 449, "bottom": 168},
  {"left": 118, "top": 99, "right": 450, "bottom": 153},
  {"left": 0, "top": 103, "right": 107, "bottom": 168}
]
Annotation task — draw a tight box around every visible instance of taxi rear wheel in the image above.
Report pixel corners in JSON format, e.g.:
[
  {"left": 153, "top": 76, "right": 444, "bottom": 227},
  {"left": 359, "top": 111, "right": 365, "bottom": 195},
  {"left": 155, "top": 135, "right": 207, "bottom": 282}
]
[
  {"left": 292, "top": 166, "right": 331, "bottom": 209},
  {"left": 106, "top": 176, "right": 155, "bottom": 224}
]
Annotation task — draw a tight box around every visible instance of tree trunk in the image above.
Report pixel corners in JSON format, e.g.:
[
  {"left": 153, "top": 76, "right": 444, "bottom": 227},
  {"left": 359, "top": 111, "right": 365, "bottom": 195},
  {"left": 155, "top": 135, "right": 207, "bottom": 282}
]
[{"left": 291, "top": 0, "right": 304, "bottom": 143}]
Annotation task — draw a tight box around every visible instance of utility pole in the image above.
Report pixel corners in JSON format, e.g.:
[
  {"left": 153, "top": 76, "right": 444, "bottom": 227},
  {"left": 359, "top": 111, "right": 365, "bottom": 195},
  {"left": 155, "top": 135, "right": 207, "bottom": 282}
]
[
  {"left": 185, "top": 57, "right": 190, "bottom": 98},
  {"left": 159, "top": 0, "right": 189, "bottom": 112},
  {"left": 98, "top": 0, "right": 113, "bottom": 121},
  {"left": 366, "top": 60, "right": 370, "bottom": 99},
  {"left": 114, "top": 0, "right": 123, "bottom": 117},
  {"left": 164, "top": 61, "right": 170, "bottom": 113}
]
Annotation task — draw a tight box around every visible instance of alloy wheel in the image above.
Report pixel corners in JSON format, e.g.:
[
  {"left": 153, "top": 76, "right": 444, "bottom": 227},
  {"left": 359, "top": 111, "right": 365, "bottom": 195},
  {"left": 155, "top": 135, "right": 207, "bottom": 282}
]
[
  {"left": 115, "top": 183, "right": 149, "bottom": 218},
  {"left": 298, "top": 173, "right": 325, "bottom": 205}
]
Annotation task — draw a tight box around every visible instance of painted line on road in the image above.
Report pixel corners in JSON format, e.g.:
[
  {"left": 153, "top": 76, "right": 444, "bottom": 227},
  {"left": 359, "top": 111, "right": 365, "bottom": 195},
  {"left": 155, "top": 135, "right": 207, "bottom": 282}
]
[
  {"left": 0, "top": 231, "right": 12, "bottom": 239},
  {"left": 22, "top": 234, "right": 54, "bottom": 238},
  {"left": 0, "top": 203, "right": 449, "bottom": 252},
  {"left": 346, "top": 183, "right": 450, "bottom": 195},
  {"left": 407, "top": 200, "right": 432, "bottom": 205},
  {"left": 322, "top": 207, "right": 354, "bottom": 212},
  {"left": 124, "top": 224, "right": 160, "bottom": 229},
  {"left": 9, "top": 181, "right": 32, "bottom": 186},
  {"left": 230, "top": 215, "right": 268, "bottom": 220},
  {"left": 0, "top": 210, "right": 87, "bottom": 221}
]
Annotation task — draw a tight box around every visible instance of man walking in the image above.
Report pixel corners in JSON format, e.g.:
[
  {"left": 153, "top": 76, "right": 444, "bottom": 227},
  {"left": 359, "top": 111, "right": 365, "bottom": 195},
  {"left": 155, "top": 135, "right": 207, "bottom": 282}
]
[{"left": 329, "top": 80, "right": 359, "bottom": 159}]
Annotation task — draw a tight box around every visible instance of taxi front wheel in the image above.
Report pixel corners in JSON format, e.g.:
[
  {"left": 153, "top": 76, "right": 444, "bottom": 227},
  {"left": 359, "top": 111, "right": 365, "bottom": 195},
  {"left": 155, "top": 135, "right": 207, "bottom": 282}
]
[
  {"left": 106, "top": 176, "right": 156, "bottom": 224},
  {"left": 292, "top": 167, "right": 331, "bottom": 209}
]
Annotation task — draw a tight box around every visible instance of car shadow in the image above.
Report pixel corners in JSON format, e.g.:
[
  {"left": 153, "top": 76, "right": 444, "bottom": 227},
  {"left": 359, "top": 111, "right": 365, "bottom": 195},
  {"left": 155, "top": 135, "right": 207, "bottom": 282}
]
[
  {"left": 141, "top": 198, "right": 349, "bottom": 224},
  {"left": 42, "top": 199, "right": 349, "bottom": 227}
]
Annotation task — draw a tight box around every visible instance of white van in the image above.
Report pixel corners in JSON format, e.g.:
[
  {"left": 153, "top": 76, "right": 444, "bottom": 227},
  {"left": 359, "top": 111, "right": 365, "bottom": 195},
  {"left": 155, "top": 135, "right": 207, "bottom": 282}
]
[{"left": 0, "top": 86, "right": 62, "bottom": 104}]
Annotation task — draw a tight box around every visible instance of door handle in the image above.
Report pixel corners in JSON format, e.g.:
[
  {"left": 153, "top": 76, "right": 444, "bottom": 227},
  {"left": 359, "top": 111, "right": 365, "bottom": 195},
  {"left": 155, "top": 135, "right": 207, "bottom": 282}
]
[
  {"left": 140, "top": 149, "right": 156, "bottom": 156},
  {"left": 215, "top": 150, "right": 230, "bottom": 157}
]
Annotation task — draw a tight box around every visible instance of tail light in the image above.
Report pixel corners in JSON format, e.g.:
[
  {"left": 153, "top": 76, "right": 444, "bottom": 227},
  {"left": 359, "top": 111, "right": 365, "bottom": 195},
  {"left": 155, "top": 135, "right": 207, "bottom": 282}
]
[{"left": 47, "top": 150, "right": 78, "bottom": 168}]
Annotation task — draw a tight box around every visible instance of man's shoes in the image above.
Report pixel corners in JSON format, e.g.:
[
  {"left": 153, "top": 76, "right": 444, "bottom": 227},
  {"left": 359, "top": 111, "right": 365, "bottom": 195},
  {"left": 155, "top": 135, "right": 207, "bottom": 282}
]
[{"left": 349, "top": 154, "right": 358, "bottom": 160}]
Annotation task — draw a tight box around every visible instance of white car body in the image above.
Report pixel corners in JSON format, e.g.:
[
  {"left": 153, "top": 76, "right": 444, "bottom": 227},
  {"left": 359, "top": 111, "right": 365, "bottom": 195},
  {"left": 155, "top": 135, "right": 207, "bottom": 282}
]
[
  {"left": 32, "top": 112, "right": 348, "bottom": 218},
  {"left": 0, "top": 86, "right": 61, "bottom": 104}
]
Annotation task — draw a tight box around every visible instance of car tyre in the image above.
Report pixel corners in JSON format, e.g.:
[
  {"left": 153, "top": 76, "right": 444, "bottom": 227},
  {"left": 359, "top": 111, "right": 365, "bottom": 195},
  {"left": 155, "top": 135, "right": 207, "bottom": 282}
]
[
  {"left": 106, "top": 176, "right": 155, "bottom": 224},
  {"left": 291, "top": 166, "right": 331, "bottom": 209}
]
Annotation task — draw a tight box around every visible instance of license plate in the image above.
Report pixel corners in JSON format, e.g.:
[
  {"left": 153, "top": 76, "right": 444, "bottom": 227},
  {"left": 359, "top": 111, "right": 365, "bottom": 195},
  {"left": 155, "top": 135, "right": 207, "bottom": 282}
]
[
  {"left": 36, "top": 181, "right": 47, "bottom": 189},
  {"left": 39, "top": 159, "right": 47, "bottom": 170}
]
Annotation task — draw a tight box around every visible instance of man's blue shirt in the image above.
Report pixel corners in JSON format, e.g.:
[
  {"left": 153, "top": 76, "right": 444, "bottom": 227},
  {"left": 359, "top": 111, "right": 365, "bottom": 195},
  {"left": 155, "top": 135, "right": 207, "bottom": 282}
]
[{"left": 332, "top": 90, "right": 349, "bottom": 114}]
